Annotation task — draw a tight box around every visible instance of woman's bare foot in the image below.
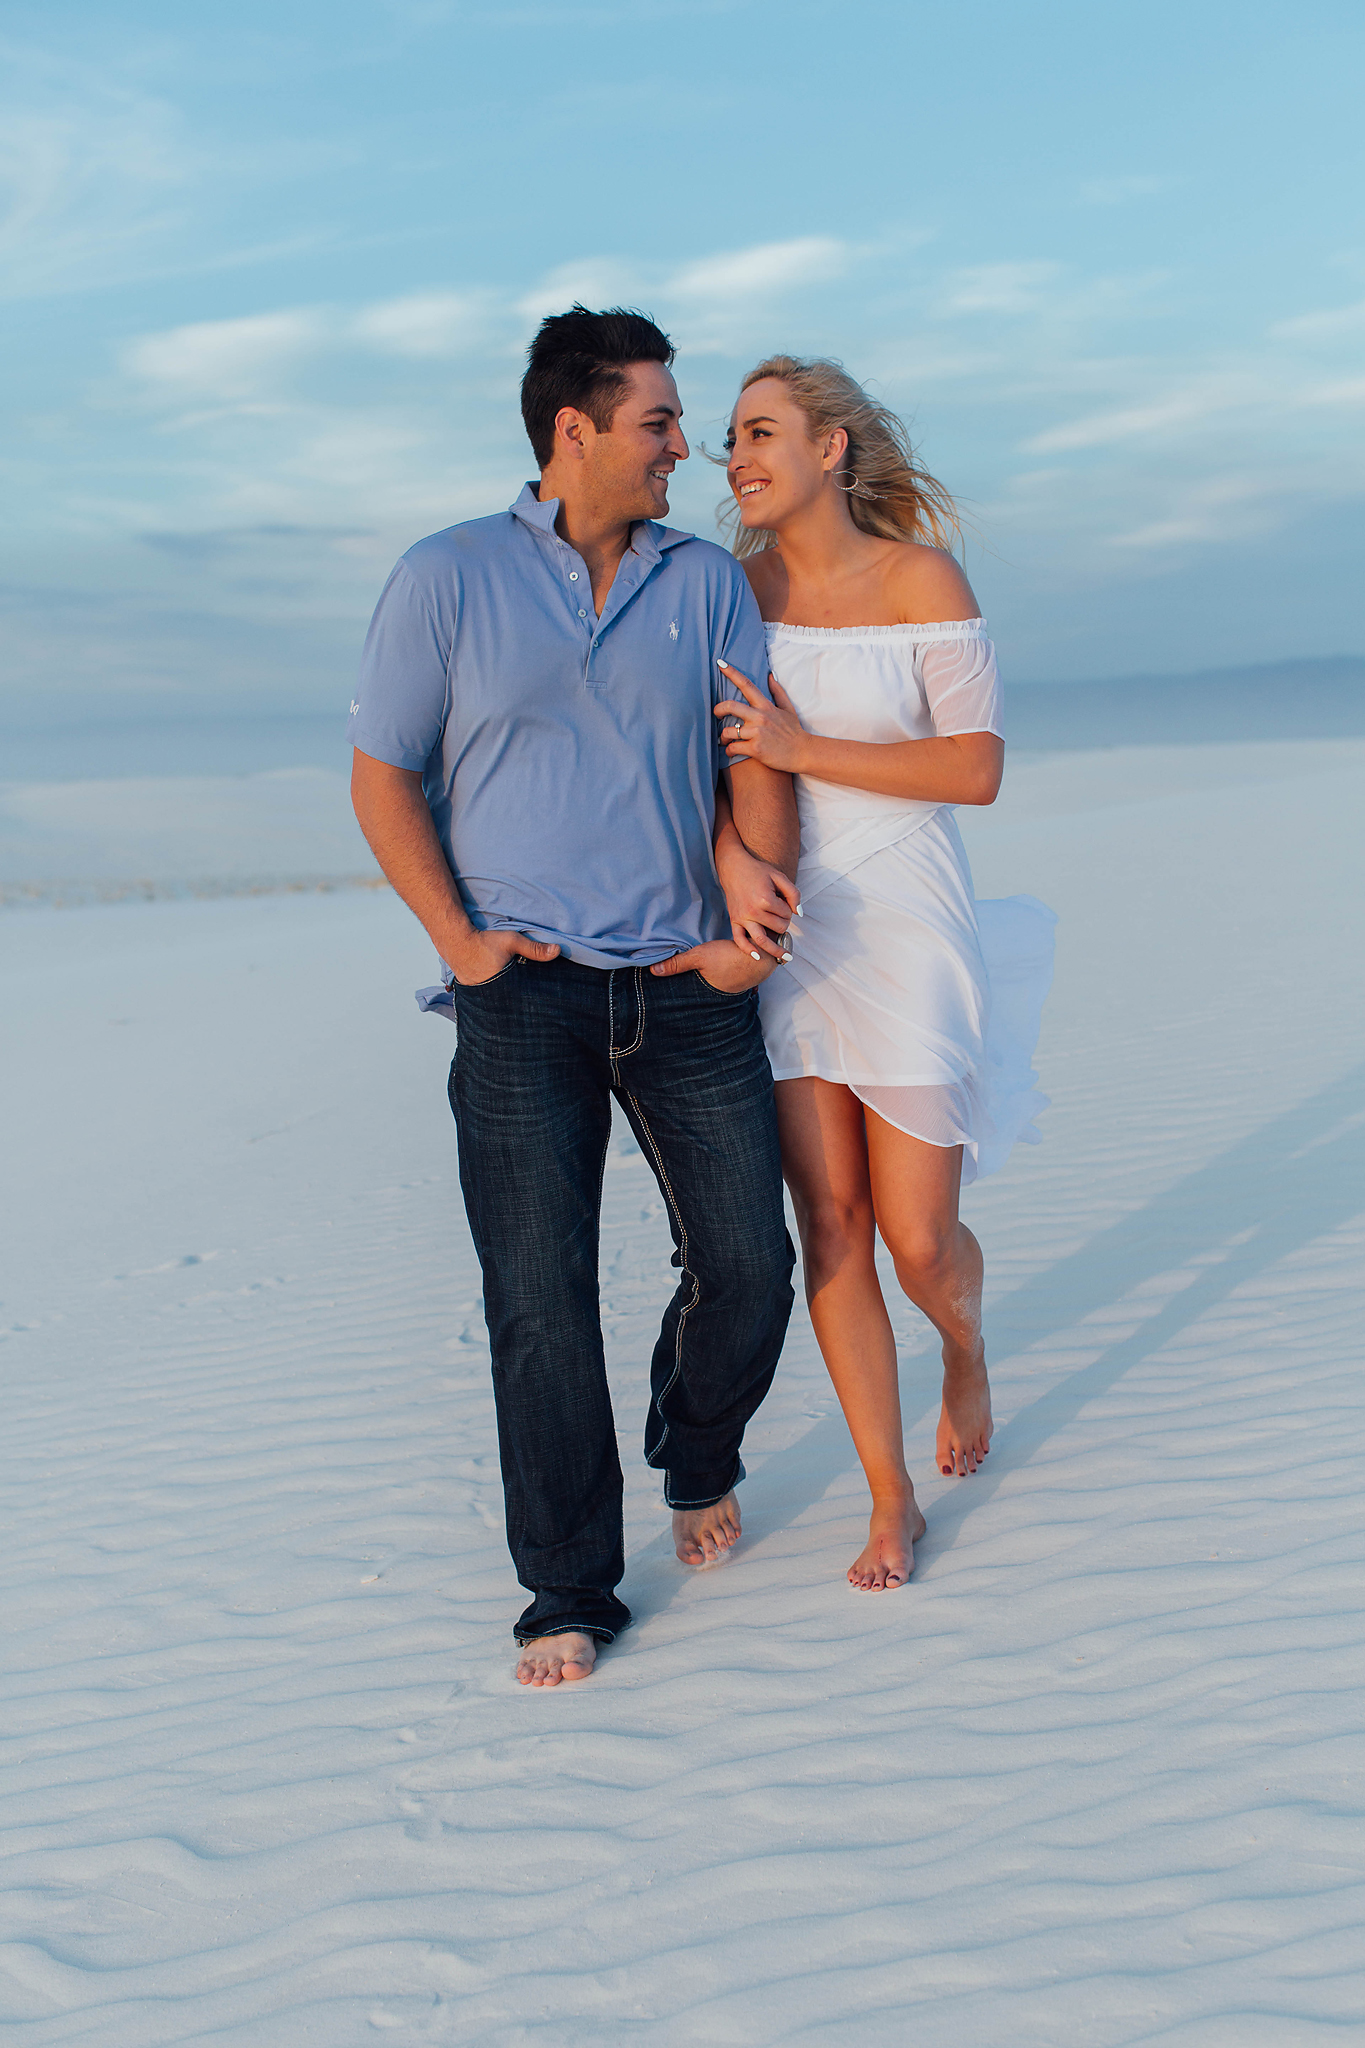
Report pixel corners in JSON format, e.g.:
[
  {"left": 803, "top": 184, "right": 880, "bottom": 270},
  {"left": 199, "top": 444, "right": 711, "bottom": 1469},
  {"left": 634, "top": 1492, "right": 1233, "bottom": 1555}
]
[
  {"left": 673, "top": 1489, "right": 741, "bottom": 1566},
  {"left": 848, "top": 1492, "right": 927, "bottom": 1591},
  {"left": 516, "top": 1632, "right": 598, "bottom": 1686},
  {"left": 937, "top": 1338, "right": 993, "bottom": 1475}
]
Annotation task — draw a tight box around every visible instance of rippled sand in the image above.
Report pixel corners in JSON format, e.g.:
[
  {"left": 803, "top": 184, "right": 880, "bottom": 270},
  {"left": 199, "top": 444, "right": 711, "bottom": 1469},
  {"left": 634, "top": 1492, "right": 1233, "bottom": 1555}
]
[{"left": 4, "top": 738, "right": 1364, "bottom": 2044}]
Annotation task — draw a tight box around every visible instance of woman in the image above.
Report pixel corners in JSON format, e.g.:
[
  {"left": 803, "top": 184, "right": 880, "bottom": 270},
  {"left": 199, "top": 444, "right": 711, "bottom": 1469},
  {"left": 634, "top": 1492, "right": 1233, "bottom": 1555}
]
[{"left": 711, "top": 356, "right": 1054, "bottom": 1592}]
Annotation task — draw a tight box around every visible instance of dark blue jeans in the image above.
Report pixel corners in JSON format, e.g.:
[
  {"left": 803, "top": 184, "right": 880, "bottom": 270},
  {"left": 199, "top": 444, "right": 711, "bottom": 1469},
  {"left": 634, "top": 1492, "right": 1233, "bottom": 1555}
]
[{"left": 448, "top": 956, "right": 794, "bottom": 1646}]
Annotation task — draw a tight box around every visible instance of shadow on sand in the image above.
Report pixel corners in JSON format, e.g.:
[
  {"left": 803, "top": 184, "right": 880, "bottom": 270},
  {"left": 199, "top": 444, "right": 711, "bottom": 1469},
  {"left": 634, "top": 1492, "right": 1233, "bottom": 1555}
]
[{"left": 623, "top": 1060, "right": 1365, "bottom": 1620}]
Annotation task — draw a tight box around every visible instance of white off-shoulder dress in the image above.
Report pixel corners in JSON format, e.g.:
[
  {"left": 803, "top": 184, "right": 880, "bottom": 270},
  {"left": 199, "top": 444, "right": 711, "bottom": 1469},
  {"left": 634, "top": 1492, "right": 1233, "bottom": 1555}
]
[{"left": 758, "top": 619, "right": 1055, "bottom": 1186}]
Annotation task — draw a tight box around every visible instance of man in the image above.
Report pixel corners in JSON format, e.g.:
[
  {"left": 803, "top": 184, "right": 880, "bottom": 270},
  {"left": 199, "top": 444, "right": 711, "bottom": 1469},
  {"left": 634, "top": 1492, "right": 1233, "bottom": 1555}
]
[{"left": 349, "top": 306, "right": 798, "bottom": 1687}]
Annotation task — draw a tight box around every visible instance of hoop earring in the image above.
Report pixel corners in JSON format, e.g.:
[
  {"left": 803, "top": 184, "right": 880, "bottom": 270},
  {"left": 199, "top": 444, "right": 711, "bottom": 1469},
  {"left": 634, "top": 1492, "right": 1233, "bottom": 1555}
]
[{"left": 831, "top": 469, "right": 862, "bottom": 495}]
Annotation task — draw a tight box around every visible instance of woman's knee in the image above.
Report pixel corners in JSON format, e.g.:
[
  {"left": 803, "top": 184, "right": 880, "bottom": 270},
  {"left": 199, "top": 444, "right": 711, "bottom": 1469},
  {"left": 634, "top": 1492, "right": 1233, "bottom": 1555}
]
[
  {"left": 794, "top": 1194, "right": 875, "bottom": 1288},
  {"left": 885, "top": 1220, "right": 957, "bottom": 1292}
]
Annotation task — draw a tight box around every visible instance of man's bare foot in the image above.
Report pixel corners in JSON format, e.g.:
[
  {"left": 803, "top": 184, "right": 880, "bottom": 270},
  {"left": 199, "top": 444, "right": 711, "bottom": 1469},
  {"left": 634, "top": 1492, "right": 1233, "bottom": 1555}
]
[
  {"left": 673, "top": 1489, "right": 741, "bottom": 1566},
  {"left": 848, "top": 1493, "right": 927, "bottom": 1591},
  {"left": 937, "top": 1337, "right": 993, "bottom": 1475},
  {"left": 516, "top": 1632, "right": 598, "bottom": 1686}
]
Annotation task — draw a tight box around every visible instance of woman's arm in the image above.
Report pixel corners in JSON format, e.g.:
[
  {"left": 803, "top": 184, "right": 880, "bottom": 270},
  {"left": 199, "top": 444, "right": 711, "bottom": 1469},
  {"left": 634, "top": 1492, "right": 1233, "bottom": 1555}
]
[
  {"left": 713, "top": 777, "right": 801, "bottom": 960},
  {"left": 776, "top": 726, "right": 1003, "bottom": 806},
  {"left": 716, "top": 664, "right": 1004, "bottom": 806}
]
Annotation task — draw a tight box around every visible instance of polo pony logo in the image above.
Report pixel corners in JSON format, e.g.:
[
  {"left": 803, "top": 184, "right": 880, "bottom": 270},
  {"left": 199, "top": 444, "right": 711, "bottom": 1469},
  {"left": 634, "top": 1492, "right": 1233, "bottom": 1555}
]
[{"left": 668, "top": 620, "right": 679, "bottom": 641}]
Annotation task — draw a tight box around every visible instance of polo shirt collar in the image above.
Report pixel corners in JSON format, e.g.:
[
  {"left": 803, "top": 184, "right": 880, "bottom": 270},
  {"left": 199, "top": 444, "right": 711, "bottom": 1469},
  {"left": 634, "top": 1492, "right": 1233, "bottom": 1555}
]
[{"left": 510, "top": 482, "right": 691, "bottom": 556}]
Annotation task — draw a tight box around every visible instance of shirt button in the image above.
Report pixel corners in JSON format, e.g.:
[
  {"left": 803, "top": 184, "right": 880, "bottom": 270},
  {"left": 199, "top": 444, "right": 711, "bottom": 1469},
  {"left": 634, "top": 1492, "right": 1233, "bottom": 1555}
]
[
  {"left": 568, "top": 571, "right": 579, "bottom": 581},
  {"left": 578, "top": 608, "right": 587, "bottom": 617}
]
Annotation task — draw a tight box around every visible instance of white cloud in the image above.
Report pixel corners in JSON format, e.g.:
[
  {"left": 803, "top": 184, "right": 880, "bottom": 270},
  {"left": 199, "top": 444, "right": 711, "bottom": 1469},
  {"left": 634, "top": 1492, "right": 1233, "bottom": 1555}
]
[
  {"left": 0, "top": 72, "right": 191, "bottom": 301},
  {"left": 1110, "top": 475, "right": 1286, "bottom": 551},
  {"left": 351, "top": 288, "right": 494, "bottom": 357},
  {"left": 665, "top": 237, "right": 847, "bottom": 302},
  {"left": 1271, "top": 298, "right": 1365, "bottom": 343},
  {"left": 1303, "top": 377, "right": 1365, "bottom": 407},
  {"left": 124, "top": 311, "right": 326, "bottom": 402},
  {"left": 1025, "top": 389, "right": 1233, "bottom": 454},
  {"left": 47, "top": 228, "right": 1365, "bottom": 638},
  {"left": 941, "top": 262, "right": 1062, "bottom": 314},
  {"left": 516, "top": 260, "right": 643, "bottom": 326}
]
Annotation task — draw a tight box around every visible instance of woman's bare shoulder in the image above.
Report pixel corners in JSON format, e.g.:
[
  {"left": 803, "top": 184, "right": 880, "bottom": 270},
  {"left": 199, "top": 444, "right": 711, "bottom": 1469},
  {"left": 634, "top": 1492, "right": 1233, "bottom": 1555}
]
[
  {"left": 740, "top": 547, "right": 788, "bottom": 621},
  {"left": 886, "top": 542, "right": 980, "bottom": 624}
]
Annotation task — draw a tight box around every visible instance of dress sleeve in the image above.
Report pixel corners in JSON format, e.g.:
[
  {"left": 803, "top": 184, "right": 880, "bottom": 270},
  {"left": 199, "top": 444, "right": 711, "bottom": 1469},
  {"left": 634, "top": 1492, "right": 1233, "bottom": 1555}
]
[{"left": 919, "top": 631, "right": 1003, "bottom": 739}]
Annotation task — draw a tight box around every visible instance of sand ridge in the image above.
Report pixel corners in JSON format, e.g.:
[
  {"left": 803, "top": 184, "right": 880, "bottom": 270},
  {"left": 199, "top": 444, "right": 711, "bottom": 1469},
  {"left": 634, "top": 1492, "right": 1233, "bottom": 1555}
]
[{"left": 3, "top": 739, "right": 1364, "bottom": 2044}]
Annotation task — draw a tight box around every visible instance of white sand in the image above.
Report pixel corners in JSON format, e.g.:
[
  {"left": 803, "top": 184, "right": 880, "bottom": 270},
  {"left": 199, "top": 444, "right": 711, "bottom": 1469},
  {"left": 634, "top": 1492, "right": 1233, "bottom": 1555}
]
[
  {"left": 4, "top": 738, "right": 1364, "bottom": 2044},
  {"left": 0, "top": 767, "right": 377, "bottom": 906}
]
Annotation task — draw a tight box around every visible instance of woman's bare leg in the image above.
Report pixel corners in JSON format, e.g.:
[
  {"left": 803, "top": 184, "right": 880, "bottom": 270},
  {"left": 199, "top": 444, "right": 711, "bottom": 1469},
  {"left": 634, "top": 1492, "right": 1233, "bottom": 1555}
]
[
  {"left": 863, "top": 1113, "right": 992, "bottom": 1477},
  {"left": 775, "top": 1078, "right": 926, "bottom": 1588}
]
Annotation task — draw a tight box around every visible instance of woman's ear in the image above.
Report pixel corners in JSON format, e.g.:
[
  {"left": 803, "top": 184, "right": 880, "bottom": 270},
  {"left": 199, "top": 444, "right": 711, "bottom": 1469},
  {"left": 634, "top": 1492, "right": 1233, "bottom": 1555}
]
[{"left": 821, "top": 426, "right": 850, "bottom": 473}]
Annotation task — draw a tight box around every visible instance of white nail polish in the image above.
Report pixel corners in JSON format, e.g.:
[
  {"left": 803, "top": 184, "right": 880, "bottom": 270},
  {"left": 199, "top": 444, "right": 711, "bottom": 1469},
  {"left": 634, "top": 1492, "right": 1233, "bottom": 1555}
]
[{"left": 795, "top": 904, "right": 804, "bottom": 916}]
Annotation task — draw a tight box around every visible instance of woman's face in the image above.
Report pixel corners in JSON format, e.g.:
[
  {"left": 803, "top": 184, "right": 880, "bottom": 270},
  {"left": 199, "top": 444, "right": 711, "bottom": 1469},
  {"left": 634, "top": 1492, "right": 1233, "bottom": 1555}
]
[{"left": 725, "top": 378, "right": 840, "bottom": 531}]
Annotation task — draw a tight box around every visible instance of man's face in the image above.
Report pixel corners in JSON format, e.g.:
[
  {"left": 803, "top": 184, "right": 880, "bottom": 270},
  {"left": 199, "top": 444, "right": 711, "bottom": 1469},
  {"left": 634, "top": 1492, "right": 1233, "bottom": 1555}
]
[{"left": 582, "top": 361, "right": 689, "bottom": 521}]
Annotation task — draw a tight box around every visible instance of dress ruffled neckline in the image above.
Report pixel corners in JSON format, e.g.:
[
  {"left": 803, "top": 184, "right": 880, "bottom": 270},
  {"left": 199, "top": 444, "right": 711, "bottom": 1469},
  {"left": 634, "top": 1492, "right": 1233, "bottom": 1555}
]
[{"left": 764, "top": 618, "right": 987, "bottom": 641}]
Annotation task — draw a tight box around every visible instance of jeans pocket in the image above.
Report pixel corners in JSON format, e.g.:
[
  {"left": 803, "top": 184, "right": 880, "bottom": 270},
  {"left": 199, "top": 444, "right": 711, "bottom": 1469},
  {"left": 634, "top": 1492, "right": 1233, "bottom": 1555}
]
[
  {"left": 453, "top": 957, "right": 518, "bottom": 992},
  {"left": 692, "top": 969, "right": 754, "bottom": 1000}
]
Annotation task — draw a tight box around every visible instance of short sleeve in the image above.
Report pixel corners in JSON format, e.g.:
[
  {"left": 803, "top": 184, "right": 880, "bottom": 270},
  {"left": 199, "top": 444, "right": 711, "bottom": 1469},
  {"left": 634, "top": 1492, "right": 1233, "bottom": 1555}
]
[
  {"left": 712, "top": 563, "right": 773, "bottom": 710},
  {"left": 920, "top": 632, "right": 1003, "bottom": 738},
  {"left": 347, "top": 558, "right": 452, "bottom": 771}
]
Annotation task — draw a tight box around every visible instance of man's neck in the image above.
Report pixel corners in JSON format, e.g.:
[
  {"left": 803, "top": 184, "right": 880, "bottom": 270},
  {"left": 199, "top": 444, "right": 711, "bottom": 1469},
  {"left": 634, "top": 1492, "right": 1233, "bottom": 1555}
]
[{"left": 538, "top": 470, "right": 637, "bottom": 608}]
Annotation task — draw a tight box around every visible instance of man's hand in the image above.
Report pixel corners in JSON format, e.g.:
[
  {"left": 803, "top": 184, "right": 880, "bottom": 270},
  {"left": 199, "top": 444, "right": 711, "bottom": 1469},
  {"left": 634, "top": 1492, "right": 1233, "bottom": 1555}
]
[
  {"left": 350, "top": 751, "right": 562, "bottom": 981},
  {"left": 649, "top": 938, "right": 776, "bottom": 991},
  {"left": 448, "top": 927, "right": 560, "bottom": 986}
]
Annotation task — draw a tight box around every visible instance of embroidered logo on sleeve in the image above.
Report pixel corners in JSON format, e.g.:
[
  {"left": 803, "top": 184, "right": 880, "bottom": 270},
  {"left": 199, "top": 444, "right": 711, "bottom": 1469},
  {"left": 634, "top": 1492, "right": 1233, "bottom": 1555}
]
[{"left": 668, "top": 621, "right": 679, "bottom": 641}]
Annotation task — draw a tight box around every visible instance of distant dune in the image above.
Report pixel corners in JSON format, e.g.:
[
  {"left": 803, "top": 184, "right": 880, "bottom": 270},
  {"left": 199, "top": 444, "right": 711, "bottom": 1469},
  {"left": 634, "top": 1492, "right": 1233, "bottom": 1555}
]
[
  {"left": 3, "top": 656, "right": 1363, "bottom": 781},
  {"left": 1009, "top": 654, "right": 1365, "bottom": 751}
]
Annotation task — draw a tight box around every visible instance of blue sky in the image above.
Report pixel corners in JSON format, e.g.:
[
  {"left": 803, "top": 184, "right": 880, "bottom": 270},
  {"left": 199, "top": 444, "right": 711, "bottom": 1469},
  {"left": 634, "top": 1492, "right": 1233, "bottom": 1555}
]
[{"left": 3, "top": 0, "right": 1363, "bottom": 722}]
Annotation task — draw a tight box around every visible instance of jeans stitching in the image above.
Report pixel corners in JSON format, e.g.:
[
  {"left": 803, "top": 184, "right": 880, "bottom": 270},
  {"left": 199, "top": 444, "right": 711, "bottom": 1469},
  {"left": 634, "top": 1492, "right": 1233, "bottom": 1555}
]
[
  {"left": 609, "top": 968, "right": 646, "bottom": 1086},
  {"left": 693, "top": 968, "right": 752, "bottom": 999},
  {"left": 515, "top": 1622, "right": 618, "bottom": 1646},
  {"left": 453, "top": 956, "right": 517, "bottom": 991},
  {"left": 616, "top": 967, "right": 647, "bottom": 1060},
  {"left": 625, "top": 1089, "right": 699, "bottom": 1469},
  {"left": 665, "top": 1479, "right": 736, "bottom": 1508}
]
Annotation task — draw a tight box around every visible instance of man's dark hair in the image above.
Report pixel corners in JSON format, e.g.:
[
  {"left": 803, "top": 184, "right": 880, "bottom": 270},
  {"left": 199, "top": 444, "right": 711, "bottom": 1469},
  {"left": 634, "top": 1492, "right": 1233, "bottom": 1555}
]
[{"left": 521, "top": 305, "right": 675, "bottom": 469}]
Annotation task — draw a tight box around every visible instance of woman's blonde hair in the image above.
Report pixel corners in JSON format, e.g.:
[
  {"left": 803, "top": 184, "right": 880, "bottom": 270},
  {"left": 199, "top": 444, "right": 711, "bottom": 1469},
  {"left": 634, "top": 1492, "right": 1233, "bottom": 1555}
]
[{"left": 720, "top": 354, "right": 960, "bottom": 558}]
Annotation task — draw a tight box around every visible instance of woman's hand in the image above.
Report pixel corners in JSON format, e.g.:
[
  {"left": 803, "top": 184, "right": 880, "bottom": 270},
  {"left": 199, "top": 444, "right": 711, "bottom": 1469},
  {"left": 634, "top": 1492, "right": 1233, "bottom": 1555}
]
[
  {"left": 715, "top": 662, "right": 810, "bottom": 774},
  {"left": 714, "top": 828, "right": 800, "bottom": 961}
]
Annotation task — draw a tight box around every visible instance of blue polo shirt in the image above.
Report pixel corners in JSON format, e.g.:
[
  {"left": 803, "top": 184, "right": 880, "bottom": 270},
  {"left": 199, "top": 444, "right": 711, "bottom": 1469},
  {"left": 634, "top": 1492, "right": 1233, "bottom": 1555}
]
[{"left": 348, "top": 484, "right": 771, "bottom": 973}]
